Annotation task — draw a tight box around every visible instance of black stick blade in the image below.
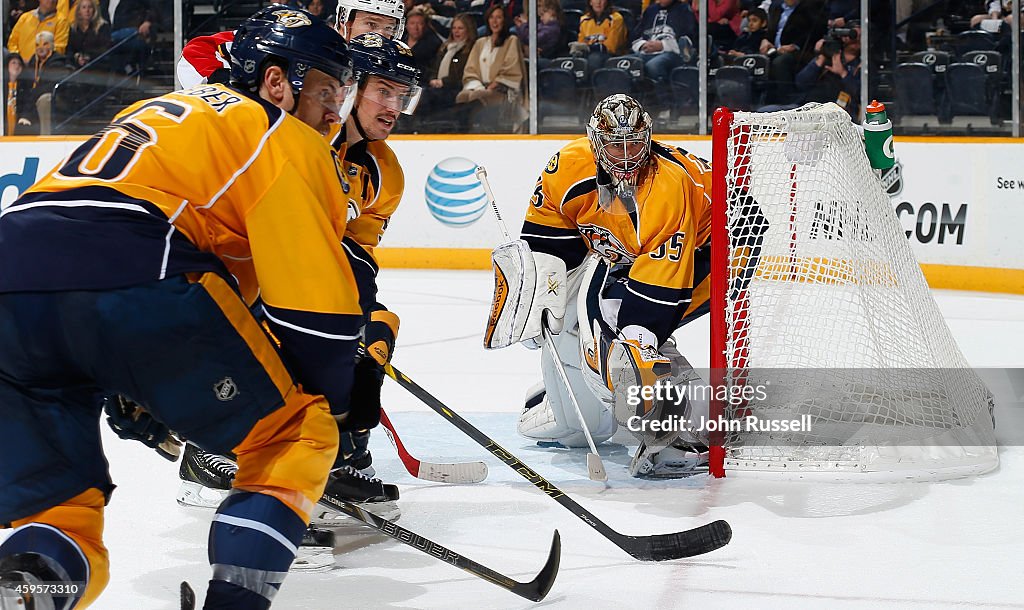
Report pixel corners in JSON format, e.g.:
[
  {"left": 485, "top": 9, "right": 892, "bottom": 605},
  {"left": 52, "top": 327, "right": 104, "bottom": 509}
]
[
  {"left": 515, "top": 530, "right": 561, "bottom": 602},
  {"left": 180, "top": 581, "right": 196, "bottom": 610},
  {"left": 627, "top": 519, "right": 733, "bottom": 561}
]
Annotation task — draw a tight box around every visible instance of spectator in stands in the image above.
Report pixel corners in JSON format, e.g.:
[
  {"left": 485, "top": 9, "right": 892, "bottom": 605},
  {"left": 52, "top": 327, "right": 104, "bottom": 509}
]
[
  {"left": 19, "top": 29, "right": 69, "bottom": 134},
  {"left": 305, "top": 0, "right": 339, "bottom": 26},
  {"left": 109, "top": 0, "right": 160, "bottom": 74},
  {"left": 483, "top": 0, "right": 524, "bottom": 35},
  {"left": 571, "top": 0, "right": 628, "bottom": 72},
  {"left": 456, "top": 4, "right": 525, "bottom": 126},
  {"left": 761, "top": 0, "right": 827, "bottom": 104},
  {"left": 404, "top": 7, "right": 443, "bottom": 83},
  {"left": 420, "top": 12, "right": 476, "bottom": 121},
  {"left": 515, "top": 0, "right": 566, "bottom": 64},
  {"left": 5, "top": 52, "right": 32, "bottom": 135},
  {"left": 7, "top": 0, "right": 69, "bottom": 62},
  {"left": 971, "top": 1, "right": 1011, "bottom": 31},
  {"left": 727, "top": 6, "right": 768, "bottom": 56},
  {"left": 67, "top": 0, "right": 110, "bottom": 69},
  {"left": 6, "top": 1, "right": 30, "bottom": 44},
  {"left": 707, "top": 0, "right": 742, "bottom": 49},
  {"left": 824, "top": 0, "right": 858, "bottom": 27},
  {"left": 628, "top": 0, "right": 697, "bottom": 105},
  {"left": 793, "top": 24, "right": 859, "bottom": 115}
]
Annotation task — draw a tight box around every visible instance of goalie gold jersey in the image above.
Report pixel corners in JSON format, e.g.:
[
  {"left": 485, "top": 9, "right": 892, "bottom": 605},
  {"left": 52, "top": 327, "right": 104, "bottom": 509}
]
[
  {"left": 522, "top": 137, "right": 713, "bottom": 344},
  {"left": 0, "top": 83, "right": 363, "bottom": 406}
]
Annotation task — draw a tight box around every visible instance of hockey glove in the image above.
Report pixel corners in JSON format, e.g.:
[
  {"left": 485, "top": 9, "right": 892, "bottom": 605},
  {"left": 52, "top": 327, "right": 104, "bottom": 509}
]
[
  {"left": 104, "top": 395, "right": 182, "bottom": 461},
  {"left": 364, "top": 306, "right": 400, "bottom": 366},
  {"left": 344, "top": 354, "right": 385, "bottom": 431}
]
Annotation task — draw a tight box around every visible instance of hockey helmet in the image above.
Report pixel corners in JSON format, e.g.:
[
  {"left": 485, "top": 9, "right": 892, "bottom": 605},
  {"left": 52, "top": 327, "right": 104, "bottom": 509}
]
[
  {"left": 586, "top": 94, "right": 653, "bottom": 186},
  {"left": 230, "top": 6, "right": 354, "bottom": 107},
  {"left": 348, "top": 33, "right": 423, "bottom": 115},
  {"left": 336, "top": 0, "right": 406, "bottom": 39}
]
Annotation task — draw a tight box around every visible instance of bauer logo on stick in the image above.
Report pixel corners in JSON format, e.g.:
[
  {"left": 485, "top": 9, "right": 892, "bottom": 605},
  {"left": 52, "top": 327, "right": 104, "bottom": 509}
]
[{"left": 424, "top": 157, "right": 488, "bottom": 227}]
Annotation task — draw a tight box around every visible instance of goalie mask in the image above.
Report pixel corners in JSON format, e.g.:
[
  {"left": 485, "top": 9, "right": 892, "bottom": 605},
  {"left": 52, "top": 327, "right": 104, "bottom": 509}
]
[{"left": 587, "top": 94, "right": 652, "bottom": 214}]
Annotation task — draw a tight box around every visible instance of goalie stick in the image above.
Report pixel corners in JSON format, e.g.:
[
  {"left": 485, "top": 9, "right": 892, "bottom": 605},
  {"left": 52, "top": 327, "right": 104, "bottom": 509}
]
[
  {"left": 383, "top": 361, "right": 733, "bottom": 561},
  {"left": 317, "top": 493, "right": 560, "bottom": 602},
  {"left": 380, "top": 408, "right": 488, "bottom": 484}
]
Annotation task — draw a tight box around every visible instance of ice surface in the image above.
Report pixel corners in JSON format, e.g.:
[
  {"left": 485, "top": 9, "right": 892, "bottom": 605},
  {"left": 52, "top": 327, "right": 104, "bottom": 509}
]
[{"left": 4, "top": 270, "right": 1023, "bottom": 609}]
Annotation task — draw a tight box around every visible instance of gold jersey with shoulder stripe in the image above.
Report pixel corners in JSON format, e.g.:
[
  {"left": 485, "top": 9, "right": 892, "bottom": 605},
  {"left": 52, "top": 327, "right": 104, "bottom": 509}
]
[
  {"left": 0, "top": 84, "right": 363, "bottom": 407},
  {"left": 521, "top": 137, "right": 713, "bottom": 344},
  {"left": 328, "top": 120, "right": 405, "bottom": 310}
]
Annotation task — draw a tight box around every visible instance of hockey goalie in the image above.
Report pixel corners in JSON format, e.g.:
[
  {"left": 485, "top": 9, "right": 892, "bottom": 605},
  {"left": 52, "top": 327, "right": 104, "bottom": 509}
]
[{"left": 485, "top": 94, "right": 714, "bottom": 478}]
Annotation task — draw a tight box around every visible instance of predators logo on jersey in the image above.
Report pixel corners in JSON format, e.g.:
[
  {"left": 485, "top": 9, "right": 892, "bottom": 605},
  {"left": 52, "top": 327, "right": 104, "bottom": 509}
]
[
  {"left": 578, "top": 224, "right": 635, "bottom": 264},
  {"left": 545, "top": 153, "right": 560, "bottom": 174}
]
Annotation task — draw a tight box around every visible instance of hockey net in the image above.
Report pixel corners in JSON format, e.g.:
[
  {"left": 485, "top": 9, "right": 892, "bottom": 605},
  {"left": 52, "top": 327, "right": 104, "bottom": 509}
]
[{"left": 708, "top": 103, "right": 997, "bottom": 480}]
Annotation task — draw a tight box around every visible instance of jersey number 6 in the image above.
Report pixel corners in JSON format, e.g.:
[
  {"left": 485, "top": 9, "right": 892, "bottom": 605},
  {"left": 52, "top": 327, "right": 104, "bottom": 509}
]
[
  {"left": 57, "top": 100, "right": 191, "bottom": 182},
  {"left": 650, "top": 231, "right": 685, "bottom": 262}
]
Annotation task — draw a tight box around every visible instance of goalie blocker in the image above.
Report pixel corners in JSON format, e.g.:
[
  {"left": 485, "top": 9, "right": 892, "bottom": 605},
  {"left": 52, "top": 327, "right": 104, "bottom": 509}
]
[
  {"left": 485, "top": 240, "right": 709, "bottom": 467},
  {"left": 484, "top": 239, "right": 567, "bottom": 350}
]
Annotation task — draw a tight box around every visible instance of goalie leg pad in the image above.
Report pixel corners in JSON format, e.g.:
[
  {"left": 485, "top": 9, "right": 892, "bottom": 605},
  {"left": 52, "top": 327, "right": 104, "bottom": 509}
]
[
  {"left": 607, "top": 339, "right": 709, "bottom": 452},
  {"left": 517, "top": 279, "right": 617, "bottom": 447}
]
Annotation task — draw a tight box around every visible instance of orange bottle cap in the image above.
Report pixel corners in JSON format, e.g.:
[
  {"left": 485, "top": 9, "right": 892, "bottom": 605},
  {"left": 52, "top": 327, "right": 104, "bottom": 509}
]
[{"left": 866, "top": 100, "right": 886, "bottom": 113}]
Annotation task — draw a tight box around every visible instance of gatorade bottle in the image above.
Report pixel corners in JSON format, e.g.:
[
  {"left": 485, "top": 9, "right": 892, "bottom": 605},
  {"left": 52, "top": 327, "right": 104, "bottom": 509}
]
[{"left": 863, "top": 100, "right": 895, "bottom": 170}]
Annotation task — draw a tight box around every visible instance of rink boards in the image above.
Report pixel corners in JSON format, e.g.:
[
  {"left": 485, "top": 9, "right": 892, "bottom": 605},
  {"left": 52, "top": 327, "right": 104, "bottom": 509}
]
[{"left": 0, "top": 134, "right": 1022, "bottom": 294}]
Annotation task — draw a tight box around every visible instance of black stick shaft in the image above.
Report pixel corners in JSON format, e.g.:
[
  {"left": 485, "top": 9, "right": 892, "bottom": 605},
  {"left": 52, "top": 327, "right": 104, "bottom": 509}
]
[
  {"left": 319, "top": 496, "right": 560, "bottom": 602},
  {"left": 384, "top": 362, "right": 733, "bottom": 561}
]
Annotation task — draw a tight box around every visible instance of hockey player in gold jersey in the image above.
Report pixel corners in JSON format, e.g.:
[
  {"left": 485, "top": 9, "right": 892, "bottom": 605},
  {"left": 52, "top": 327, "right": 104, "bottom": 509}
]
[
  {"left": 0, "top": 9, "right": 360, "bottom": 609},
  {"left": 323, "top": 32, "right": 421, "bottom": 478},
  {"left": 173, "top": 34, "right": 422, "bottom": 538},
  {"left": 486, "top": 94, "right": 714, "bottom": 478}
]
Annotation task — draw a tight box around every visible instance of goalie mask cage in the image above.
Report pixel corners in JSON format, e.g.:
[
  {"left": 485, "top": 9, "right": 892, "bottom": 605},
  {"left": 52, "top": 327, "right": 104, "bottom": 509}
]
[{"left": 708, "top": 103, "right": 998, "bottom": 480}]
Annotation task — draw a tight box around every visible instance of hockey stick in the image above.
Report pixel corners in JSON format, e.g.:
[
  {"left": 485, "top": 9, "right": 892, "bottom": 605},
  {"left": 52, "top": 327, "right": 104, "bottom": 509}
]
[
  {"left": 379, "top": 408, "right": 488, "bottom": 484},
  {"left": 478, "top": 163, "right": 605, "bottom": 481},
  {"left": 317, "top": 493, "right": 560, "bottom": 602},
  {"left": 539, "top": 317, "right": 608, "bottom": 482},
  {"left": 383, "top": 361, "right": 733, "bottom": 561}
]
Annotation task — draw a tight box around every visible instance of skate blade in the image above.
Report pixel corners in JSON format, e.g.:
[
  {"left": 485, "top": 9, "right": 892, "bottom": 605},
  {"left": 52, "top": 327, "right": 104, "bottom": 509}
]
[
  {"left": 290, "top": 547, "right": 336, "bottom": 573},
  {"left": 176, "top": 481, "right": 229, "bottom": 509},
  {"left": 311, "top": 501, "right": 401, "bottom": 527}
]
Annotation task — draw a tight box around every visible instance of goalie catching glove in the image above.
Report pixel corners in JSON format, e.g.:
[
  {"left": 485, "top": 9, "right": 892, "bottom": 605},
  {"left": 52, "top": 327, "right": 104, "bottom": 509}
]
[{"left": 484, "top": 239, "right": 568, "bottom": 349}]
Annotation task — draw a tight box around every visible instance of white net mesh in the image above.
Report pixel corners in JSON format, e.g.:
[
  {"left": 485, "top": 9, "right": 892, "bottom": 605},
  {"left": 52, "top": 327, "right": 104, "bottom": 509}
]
[{"left": 717, "top": 103, "right": 997, "bottom": 479}]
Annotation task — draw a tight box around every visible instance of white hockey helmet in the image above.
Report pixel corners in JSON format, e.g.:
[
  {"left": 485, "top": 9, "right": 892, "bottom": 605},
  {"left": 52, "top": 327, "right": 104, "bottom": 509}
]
[
  {"left": 336, "top": 0, "right": 406, "bottom": 39},
  {"left": 586, "top": 94, "right": 653, "bottom": 186}
]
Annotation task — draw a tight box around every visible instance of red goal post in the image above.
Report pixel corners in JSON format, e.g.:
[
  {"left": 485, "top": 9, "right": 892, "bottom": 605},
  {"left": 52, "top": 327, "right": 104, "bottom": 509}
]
[{"left": 708, "top": 104, "right": 998, "bottom": 480}]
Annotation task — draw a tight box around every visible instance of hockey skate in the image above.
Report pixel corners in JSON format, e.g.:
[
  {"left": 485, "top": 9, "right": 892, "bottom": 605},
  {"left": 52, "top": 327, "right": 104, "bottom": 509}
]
[
  {"left": 176, "top": 443, "right": 236, "bottom": 509},
  {"left": 0, "top": 554, "right": 61, "bottom": 610},
  {"left": 311, "top": 465, "right": 401, "bottom": 526},
  {"left": 290, "top": 526, "right": 337, "bottom": 572},
  {"left": 629, "top": 440, "right": 710, "bottom": 479}
]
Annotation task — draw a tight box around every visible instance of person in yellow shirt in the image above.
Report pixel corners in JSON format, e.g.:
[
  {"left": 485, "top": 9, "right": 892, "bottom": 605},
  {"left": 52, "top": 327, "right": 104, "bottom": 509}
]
[
  {"left": 486, "top": 94, "right": 714, "bottom": 478},
  {"left": 0, "top": 8, "right": 360, "bottom": 609},
  {"left": 6, "top": 0, "right": 69, "bottom": 61},
  {"left": 574, "top": 0, "right": 629, "bottom": 72}
]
